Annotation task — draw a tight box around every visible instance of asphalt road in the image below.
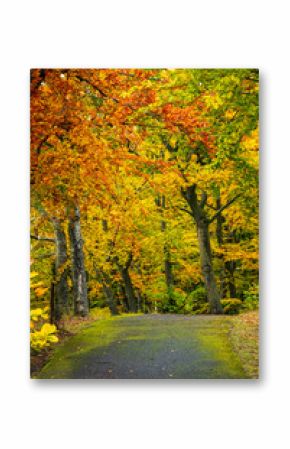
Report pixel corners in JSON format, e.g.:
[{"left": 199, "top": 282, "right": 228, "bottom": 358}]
[{"left": 38, "top": 314, "right": 247, "bottom": 379}]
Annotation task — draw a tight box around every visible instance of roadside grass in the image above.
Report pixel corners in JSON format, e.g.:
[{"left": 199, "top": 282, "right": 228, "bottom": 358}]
[{"left": 229, "top": 311, "right": 259, "bottom": 378}]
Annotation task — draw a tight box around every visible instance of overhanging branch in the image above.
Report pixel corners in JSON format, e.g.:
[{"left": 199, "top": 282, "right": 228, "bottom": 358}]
[
  {"left": 178, "top": 207, "right": 194, "bottom": 217},
  {"left": 209, "top": 194, "right": 241, "bottom": 223}
]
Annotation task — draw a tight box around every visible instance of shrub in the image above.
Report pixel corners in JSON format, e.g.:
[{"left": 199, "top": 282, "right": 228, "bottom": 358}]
[
  {"left": 89, "top": 307, "right": 111, "bottom": 320},
  {"left": 30, "top": 306, "right": 59, "bottom": 352},
  {"left": 242, "top": 285, "right": 259, "bottom": 311},
  {"left": 30, "top": 323, "right": 58, "bottom": 352},
  {"left": 163, "top": 286, "right": 209, "bottom": 314},
  {"left": 161, "top": 288, "right": 187, "bottom": 313},
  {"left": 186, "top": 286, "right": 208, "bottom": 314},
  {"left": 220, "top": 298, "right": 242, "bottom": 315},
  {"left": 191, "top": 303, "right": 209, "bottom": 314},
  {"left": 30, "top": 306, "right": 49, "bottom": 322},
  {"left": 187, "top": 286, "right": 207, "bottom": 302}
]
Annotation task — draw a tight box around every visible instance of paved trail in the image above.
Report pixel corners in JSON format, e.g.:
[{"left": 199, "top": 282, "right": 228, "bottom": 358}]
[{"left": 38, "top": 314, "right": 247, "bottom": 379}]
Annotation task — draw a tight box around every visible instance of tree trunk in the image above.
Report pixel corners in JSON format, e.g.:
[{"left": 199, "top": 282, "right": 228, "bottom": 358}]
[
  {"left": 156, "top": 194, "right": 174, "bottom": 295},
  {"left": 216, "top": 196, "right": 227, "bottom": 298},
  {"left": 117, "top": 253, "right": 137, "bottom": 313},
  {"left": 102, "top": 282, "right": 118, "bottom": 315},
  {"left": 136, "top": 289, "right": 142, "bottom": 312},
  {"left": 69, "top": 207, "right": 89, "bottom": 316},
  {"left": 197, "top": 218, "right": 223, "bottom": 314},
  {"left": 164, "top": 246, "right": 173, "bottom": 290},
  {"left": 181, "top": 184, "right": 223, "bottom": 314},
  {"left": 96, "top": 268, "right": 119, "bottom": 315},
  {"left": 225, "top": 260, "right": 237, "bottom": 297},
  {"left": 121, "top": 266, "right": 137, "bottom": 312},
  {"left": 50, "top": 261, "right": 55, "bottom": 324},
  {"left": 52, "top": 219, "right": 69, "bottom": 322},
  {"left": 120, "top": 285, "right": 129, "bottom": 312}
]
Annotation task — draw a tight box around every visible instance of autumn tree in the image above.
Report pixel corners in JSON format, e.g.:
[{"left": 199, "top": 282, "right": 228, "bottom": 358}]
[{"left": 31, "top": 68, "right": 258, "bottom": 319}]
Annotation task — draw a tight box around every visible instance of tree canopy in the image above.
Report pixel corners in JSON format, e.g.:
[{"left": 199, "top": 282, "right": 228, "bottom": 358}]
[{"left": 30, "top": 68, "right": 259, "bottom": 339}]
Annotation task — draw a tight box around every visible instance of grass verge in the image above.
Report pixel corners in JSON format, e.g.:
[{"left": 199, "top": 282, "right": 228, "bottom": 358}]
[{"left": 228, "top": 311, "right": 259, "bottom": 378}]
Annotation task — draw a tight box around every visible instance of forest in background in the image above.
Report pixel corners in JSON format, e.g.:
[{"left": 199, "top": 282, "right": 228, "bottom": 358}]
[{"left": 30, "top": 69, "right": 259, "bottom": 351}]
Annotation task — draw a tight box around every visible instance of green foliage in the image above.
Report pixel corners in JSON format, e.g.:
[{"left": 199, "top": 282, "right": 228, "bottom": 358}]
[
  {"left": 241, "top": 284, "right": 259, "bottom": 311},
  {"left": 160, "top": 286, "right": 244, "bottom": 315},
  {"left": 191, "top": 303, "right": 210, "bottom": 315},
  {"left": 187, "top": 286, "right": 208, "bottom": 314},
  {"left": 161, "top": 288, "right": 187, "bottom": 313},
  {"left": 220, "top": 299, "right": 242, "bottom": 315},
  {"left": 89, "top": 307, "right": 112, "bottom": 320},
  {"left": 162, "top": 286, "right": 210, "bottom": 314},
  {"left": 187, "top": 286, "right": 207, "bottom": 303}
]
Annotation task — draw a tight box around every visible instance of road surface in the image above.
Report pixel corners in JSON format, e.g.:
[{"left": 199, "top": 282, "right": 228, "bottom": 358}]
[{"left": 37, "top": 314, "right": 247, "bottom": 379}]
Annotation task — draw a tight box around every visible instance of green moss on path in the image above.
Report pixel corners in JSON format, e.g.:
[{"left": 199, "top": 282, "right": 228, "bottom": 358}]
[{"left": 36, "top": 314, "right": 251, "bottom": 379}]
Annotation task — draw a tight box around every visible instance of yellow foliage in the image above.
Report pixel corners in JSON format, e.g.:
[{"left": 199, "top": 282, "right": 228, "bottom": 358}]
[
  {"left": 30, "top": 323, "right": 58, "bottom": 352},
  {"left": 89, "top": 307, "right": 111, "bottom": 320},
  {"left": 242, "top": 128, "right": 259, "bottom": 151},
  {"left": 204, "top": 92, "right": 223, "bottom": 110},
  {"left": 35, "top": 287, "right": 49, "bottom": 297},
  {"left": 30, "top": 306, "right": 49, "bottom": 322},
  {"left": 30, "top": 271, "right": 49, "bottom": 299},
  {"left": 30, "top": 281, "right": 44, "bottom": 289},
  {"left": 224, "top": 109, "right": 237, "bottom": 120}
]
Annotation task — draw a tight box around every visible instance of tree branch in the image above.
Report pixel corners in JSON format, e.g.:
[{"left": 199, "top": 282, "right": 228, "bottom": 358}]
[
  {"left": 30, "top": 234, "right": 55, "bottom": 243},
  {"left": 124, "top": 252, "right": 133, "bottom": 270},
  {"left": 178, "top": 207, "right": 194, "bottom": 217},
  {"left": 74, "top": 74, "right": 110, "bottom": 99},
  {"left": 209, "top": 194, "right": 241, "bottom": 223},
  {"left": 160, "top": 136, "right": 178, "bottom": 153},
  {"left": 206, "top": 203, "right": 218, "bottom": 211},
  {"left": 33, "top": 252, "right": 55, "bottom": 259}
]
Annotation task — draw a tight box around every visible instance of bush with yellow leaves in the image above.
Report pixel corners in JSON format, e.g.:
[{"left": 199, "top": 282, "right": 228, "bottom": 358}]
[
  {"left": 30, "top": 306, "right": 59, "bottom": 352},
  {"left": 30, "top": 271, "right": 49, "bottom": 299},
  {"left": 30, "top": 323, "right": 59, "bottom": 352},
  {"left": 30, "top": 306, "right": 49, "bottom": 322},
  {"left": 89, "top": 307, "right": 111, "bottom": 320}
]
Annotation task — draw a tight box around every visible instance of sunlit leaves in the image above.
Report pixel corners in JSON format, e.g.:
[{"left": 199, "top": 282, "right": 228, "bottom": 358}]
[
  {"left": 31, "top": 68, "right": 259, "bottom": 315},
  {"left": 30, "top": 323, "right": 58, "bottom": 352}
]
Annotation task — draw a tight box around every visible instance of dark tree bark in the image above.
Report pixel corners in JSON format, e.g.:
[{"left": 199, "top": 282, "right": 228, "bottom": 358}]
[
  {"left": 181, "top": 185, "right": 223, "bottom": 314},
  {"left": 121, "top": 268, "right": 137, "bottom": 313},
  {"left": 196, "top": 219, "right": 223, "bottom": 313},
  {"left": 164, "top": 246, "right": 173, "bottom": 290},
  {"left": 136, "top": 289, "right": 142, "bottom": 312},
  {"left": 96, "top": 268, "right": 119, "bottom": 315},
  {"left": 215, "top": 196, "right": 238, "bottom": 298},
  {"left": 156, "top": 194, "right": 174, "bottom": 294},
  {"left": 118, "top": 253, "right": 137, "bottom": 313},
  {"left": 225, "top": 260, "right": 237, "bottom": 297},
  {"left": 120, "top": 284, "right": 129, "bottom": 312},
  {"left": 52, "top": 218, "right": 70, "bottom": 322},
  {"left": 216, "top": 195, "right": 227, "bottom": 298},
  {"left": 102, "top": 282, "right": 118, "bottom": 315},
  {"left": 69, "top": 207, "right": 89, "bottom": 316},
  {"left": 50, "top": 261, "right": 56, "bottom": 324}
]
